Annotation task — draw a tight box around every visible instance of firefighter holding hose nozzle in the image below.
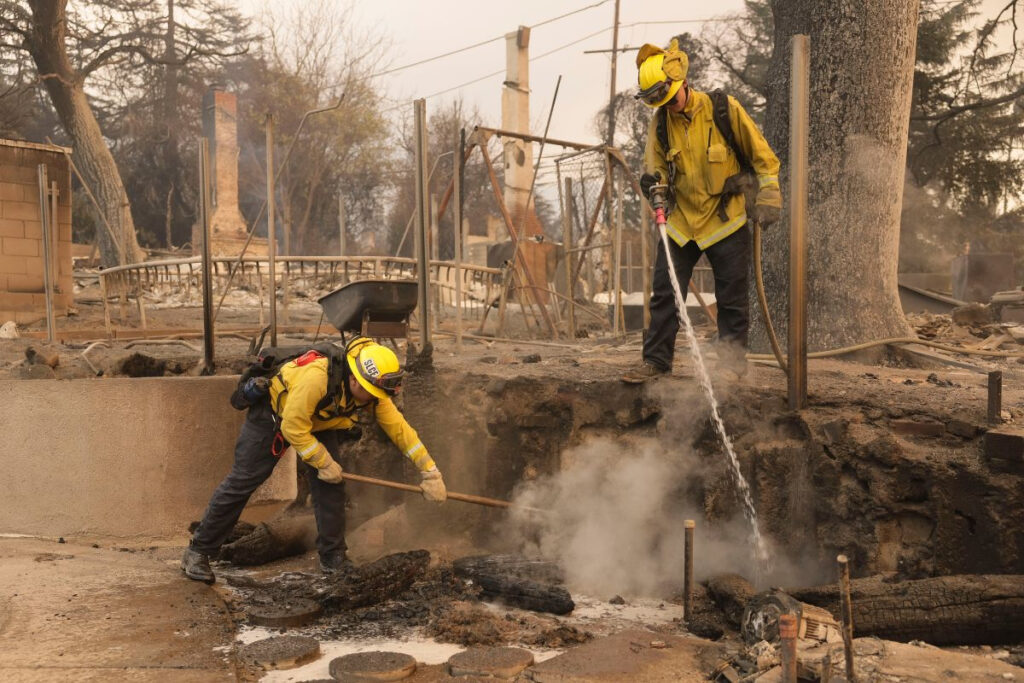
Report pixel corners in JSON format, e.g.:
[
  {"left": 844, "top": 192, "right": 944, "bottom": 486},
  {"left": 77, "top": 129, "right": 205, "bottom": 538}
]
[{"left": 623, "top": 37, "right": 782, "bottom": 383}]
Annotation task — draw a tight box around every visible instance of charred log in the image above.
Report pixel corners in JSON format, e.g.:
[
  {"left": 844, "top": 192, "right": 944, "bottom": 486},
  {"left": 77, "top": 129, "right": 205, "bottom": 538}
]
[
  {"left": 453, "top": 555, "right": 574, "bottom": 615},
  {"left": 706, "top": 573, "right": 757, "bottom": 628},
  {"left": 219, "top": 514, "right": 316, "bottom": 566},
  {"left": 322, "top": 550, "right": 430, "bottom": 610},
  {"left": 789, "top": 574, "right": 1024, "bottom": 646}
]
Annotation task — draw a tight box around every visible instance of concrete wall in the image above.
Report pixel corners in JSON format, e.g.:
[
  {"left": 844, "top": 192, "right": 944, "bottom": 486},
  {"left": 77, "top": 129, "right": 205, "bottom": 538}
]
[
  {"left": 0, "top": 139, "right": 73, "bottom": 324},
  {"left": 0, "top": 376, "right": 295, "bottom": 540}
]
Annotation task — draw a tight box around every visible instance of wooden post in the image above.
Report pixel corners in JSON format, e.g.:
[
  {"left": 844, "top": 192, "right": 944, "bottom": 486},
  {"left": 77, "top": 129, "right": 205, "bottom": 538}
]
[
  {"left": 36, "top": 165, "right": 56, "bottom": 342},
  {"left": 413, "top": 99, "right": 431, "bottom": 350},
  {"left": 988, "top": 371, "right": 1003, "bottom": 424},
  {"left": 198, "top": 139, "right": 215, "bottom": 374},
  {"left": 338, "top": 192, "right": 348, "bottom": 285},
  {"left": 779, "top": 613, "right": 798, "bottom": 683},
  {"left": 265, "top": 114, "right": 278, "bottom": 347},
  {"left": 684, "top": 519, "right": 695, "bottom": 621},
  {"left": 614, "top": 161, "right": 625, "bottom": 334},
  {"left": 838, "top": 554, "right": 858, "bottom": 682},
  {"left": 788, "top": 34, "right": 810, "bottom": 410},
  {"left": 454, "top": 129, "right": 465, "bottom": 351},
  {"left": 563, "top": 177, "right": 576, "bottom": 340}
]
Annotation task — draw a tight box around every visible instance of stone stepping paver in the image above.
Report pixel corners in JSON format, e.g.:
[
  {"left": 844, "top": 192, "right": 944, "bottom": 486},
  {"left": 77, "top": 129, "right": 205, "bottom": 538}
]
[
  {"left": 245, "top": 597, "right": 322, "bottom": 627},
  {"left": 447, "top": 646, "right": 535, "bottom": 679},
  {"left": 238, "top": 635, "right": 321, "bottom": 670},
  {"left": 328, "top": 650, "right": 418, "bottom": 681}
]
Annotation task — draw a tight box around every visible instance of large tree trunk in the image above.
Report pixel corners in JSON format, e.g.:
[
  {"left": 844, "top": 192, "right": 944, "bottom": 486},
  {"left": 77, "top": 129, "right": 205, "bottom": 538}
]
[
  {"left": 26, "top": 0, "right": 145, "bottom": 266},
  {"left": 751, "top": 0, "right": 918, "bottom": 352}
]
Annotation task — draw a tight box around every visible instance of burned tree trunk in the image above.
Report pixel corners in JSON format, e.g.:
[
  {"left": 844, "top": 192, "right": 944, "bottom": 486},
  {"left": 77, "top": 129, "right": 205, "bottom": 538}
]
[
  {"left": 790, "top": 574, "right": 1024, "bottom": 646},
  {"left": 25, "top": 0, "right": 145, "bottom": 266},
  {"left": 751, "top": 0, "right": 918, "bottom": 352}
]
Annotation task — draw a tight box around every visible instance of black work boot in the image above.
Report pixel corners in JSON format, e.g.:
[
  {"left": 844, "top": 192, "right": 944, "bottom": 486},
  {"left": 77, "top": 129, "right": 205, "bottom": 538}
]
[
  {"left": 319, "top": 551, "right": 354, "bottom": 575},
  {"left": 181, "top": 546, "right": 215, "bottom": 584},
  {"left": 621, "top": 361, "right": 669, "bottom": 384}
]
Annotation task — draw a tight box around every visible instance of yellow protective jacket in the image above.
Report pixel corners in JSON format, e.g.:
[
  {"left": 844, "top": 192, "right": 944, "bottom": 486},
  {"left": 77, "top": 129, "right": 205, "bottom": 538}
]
[
  {"left": 645, "top": 89, "right": 781, "bottom": 249},
  {"left": 268, "top": 357, "right": 435, "bottom": 473}
]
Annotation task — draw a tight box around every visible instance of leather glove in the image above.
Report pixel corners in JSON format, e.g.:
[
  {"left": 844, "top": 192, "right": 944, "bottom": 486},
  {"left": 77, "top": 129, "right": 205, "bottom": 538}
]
[
  {"left": 420, "top": 467, "right": 447, "bottom": 503},
  {"left": 317, "top": 458, "right": 344, "bottom": 484},
  {"left": 751, "top": 203, "right": 781, "bottom": 227},
  {"left": 639, "top": 172, "right": 661, "bottom": 200}
]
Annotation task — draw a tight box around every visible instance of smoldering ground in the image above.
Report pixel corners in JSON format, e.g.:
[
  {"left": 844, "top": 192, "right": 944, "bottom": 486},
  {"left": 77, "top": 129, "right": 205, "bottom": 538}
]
[{"left": 508, "top": 375, "right": 825, "bottom": 599}]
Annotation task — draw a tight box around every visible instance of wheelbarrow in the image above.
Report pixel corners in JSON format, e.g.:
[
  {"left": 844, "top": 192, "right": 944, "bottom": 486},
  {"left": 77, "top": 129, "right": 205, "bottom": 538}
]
[{"left": 317, "top": 279, "right": 418, "bottom": 339}]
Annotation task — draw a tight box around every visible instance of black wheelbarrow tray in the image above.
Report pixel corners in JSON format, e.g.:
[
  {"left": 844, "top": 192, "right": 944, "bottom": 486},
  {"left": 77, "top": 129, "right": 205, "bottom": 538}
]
[{"left": 317, "top": 279, "right": 418, "bottom": 337}]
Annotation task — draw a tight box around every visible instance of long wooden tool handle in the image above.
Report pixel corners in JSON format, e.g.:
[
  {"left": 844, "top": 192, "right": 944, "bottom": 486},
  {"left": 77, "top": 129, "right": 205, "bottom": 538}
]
[{"left": 340, "top": 472, "right": 514, "bottom": 509}]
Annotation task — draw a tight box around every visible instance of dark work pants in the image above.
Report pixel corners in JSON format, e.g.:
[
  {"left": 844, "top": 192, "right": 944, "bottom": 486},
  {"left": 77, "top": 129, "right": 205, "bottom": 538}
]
[
  {"left": 190, "top": 399, "right": 347, "bottom": 559},
  {"left": 643, "top": 224, "right": 751, "bottom": 371}
]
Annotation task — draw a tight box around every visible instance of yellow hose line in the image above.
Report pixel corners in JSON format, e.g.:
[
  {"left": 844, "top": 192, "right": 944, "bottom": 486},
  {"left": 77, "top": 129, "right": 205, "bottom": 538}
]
[
  {"left": 752, "top": 221, "right": 788, "bottom": 372},
  {"left": 749, "top": 221, "right": 1022, "bottom": 362},
  {"left": 748, "top": 336, "right": 1024, "bottom": 360}
]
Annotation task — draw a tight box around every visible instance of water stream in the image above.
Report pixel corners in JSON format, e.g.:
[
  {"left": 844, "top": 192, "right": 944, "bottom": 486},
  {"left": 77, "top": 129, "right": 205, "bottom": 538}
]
[{"left": 654, "top": 215, "right": 768, "bottom": 564}]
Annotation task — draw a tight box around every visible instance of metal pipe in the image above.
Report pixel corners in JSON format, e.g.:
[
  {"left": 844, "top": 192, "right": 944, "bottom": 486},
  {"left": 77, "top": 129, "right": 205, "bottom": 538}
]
[
  {"left": 988, "top": 370, "right": 1002, "bottom": 424},
  {"left": 563, "top": 176, "right": 576, "bottom": 340},
  {"left": 788, "top": 34, "right": 810, "bottom": 411},
  {"left": 36, "top": 165, "right": 56, "bottom": 342},
  {"left": 265, "top": 114, "right": 278, "bottom": 347},
  {"left": 198, "top": 139, "right": 215, "bottom": 374},
  {"left": 395, "top": 151, "right": 453, "bottom": 257},
  {"left": 684, "top": 519, "right": 695, "bottom": 621},
  {"left": 338, "top": 191, "right": 347, "bottom": 282},
  {"left": 838, "top": 554, "right": 858, "bottom": 682},
  {"left": 413, "top": 99, "right": 431, "bottom": 351},
  {"left": 778, "top": 613, "right": 798, "bottom": 683},
  {"left": 454, "top": 129, "right": 465, "bottom": 351}
]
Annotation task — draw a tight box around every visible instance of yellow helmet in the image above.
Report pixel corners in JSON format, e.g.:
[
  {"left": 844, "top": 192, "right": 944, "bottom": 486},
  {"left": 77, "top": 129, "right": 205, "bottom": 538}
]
[
  {"left": 635, "top": 41, "right": 689, "bottom": 109},
  {"left": 346, "top": 338, "right": 404, "bottom": 399}
]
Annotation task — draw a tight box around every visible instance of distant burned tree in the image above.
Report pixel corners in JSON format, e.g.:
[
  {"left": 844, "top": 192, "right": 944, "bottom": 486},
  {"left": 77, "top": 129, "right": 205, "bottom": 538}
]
[
  {"left": 387, "top": 98, "right": 503, "bottom": 258},
  {"left": 0, "top": 0, "right": 249, "bottom": 264},
  {"left": 229, "top": 2, "right": 393, "bottom": 257}
]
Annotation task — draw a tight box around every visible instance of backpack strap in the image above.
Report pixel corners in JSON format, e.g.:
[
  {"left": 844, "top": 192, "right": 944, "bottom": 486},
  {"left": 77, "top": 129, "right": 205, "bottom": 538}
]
[
  {"left": 708, "top": 89, "right": 756, "bottom": 222},
  {"left": 655, "top": 106, "right": 677, "bottom": 208},
  {"left": 709, "top": 89, "right": 752, "bottom": 173}
]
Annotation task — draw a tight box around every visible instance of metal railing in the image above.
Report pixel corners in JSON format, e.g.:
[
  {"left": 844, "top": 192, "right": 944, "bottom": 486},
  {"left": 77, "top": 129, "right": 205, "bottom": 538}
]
[{"left": 95, "top": 255, "right": 504, "bottom": 338}]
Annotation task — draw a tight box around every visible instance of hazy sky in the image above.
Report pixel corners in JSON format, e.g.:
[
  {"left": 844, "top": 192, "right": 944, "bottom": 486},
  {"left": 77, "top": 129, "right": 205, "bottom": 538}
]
[
  {"left": 347, "top": 0, "right": 749, "bottom": 143},
  {"left": 334, "top": 0, "right": 1016, "bottom": 146}
]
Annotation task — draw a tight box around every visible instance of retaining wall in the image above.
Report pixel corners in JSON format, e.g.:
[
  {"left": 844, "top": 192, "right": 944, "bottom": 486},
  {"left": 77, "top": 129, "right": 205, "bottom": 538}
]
[{"left": 0, "top": 376, "right": 295, "bottom": 539}]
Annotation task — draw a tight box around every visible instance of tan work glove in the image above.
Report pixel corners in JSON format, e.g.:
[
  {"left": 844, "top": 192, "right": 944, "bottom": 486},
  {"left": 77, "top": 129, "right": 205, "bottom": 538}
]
[
  {"left": 317, "top": 458, "right": 344, "bottom": 484},
  {"left": 420, "top": 467, "right": 447, "bottom": 503},
  {"left": 752, "top": 187, "right": 782, "bottom": 227}
]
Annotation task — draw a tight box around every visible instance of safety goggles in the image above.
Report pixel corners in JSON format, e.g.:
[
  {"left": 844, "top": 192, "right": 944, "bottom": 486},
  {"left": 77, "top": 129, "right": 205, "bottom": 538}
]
[
  {"left": 636, "top": 80, "right": 672, "bottom": 106},
  {"left": 357, "top": 362, "right": 404, "bottom": 396}
]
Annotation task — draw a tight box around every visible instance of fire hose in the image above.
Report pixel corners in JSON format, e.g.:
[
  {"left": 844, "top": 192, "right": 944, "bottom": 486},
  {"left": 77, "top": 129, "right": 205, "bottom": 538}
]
[
  {"left": 750, "top": 219, "right": 1024, "bottom": 363},
  {"left": 750, "top": 220, "right": 1021, "bottom": 363}
]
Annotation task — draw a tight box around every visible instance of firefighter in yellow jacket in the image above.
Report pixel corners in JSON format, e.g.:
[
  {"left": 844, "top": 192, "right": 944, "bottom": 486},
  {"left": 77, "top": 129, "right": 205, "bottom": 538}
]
[
  {"left": 182, "top": 337, "right": 445, "bottom": 583},
  {"left": 623, "top": 38, "right": 781, "bottom": 382}
]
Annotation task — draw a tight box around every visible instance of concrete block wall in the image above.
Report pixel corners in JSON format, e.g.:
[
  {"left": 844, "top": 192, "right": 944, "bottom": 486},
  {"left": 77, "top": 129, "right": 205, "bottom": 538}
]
[
  {"left": 0, "top": 139, "right": 73, "bottom": 324},
  {"left": 0, "top": 376, "right": 296, "bottom": 540}
]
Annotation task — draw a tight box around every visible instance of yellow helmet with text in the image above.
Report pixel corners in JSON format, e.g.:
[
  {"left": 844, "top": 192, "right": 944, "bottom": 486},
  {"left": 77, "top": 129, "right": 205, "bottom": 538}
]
[
  {"left": 346, "top": 337, "right": 404, "bottom": 399},
  {"left": 635, "top": 39, "right": 689, "bottom": 109}
]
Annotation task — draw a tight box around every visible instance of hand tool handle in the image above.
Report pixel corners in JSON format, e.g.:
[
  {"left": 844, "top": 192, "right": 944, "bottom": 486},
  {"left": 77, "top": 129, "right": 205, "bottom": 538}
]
[{"left": 340, "top": 472, "right": 519, "bottom": 509}]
